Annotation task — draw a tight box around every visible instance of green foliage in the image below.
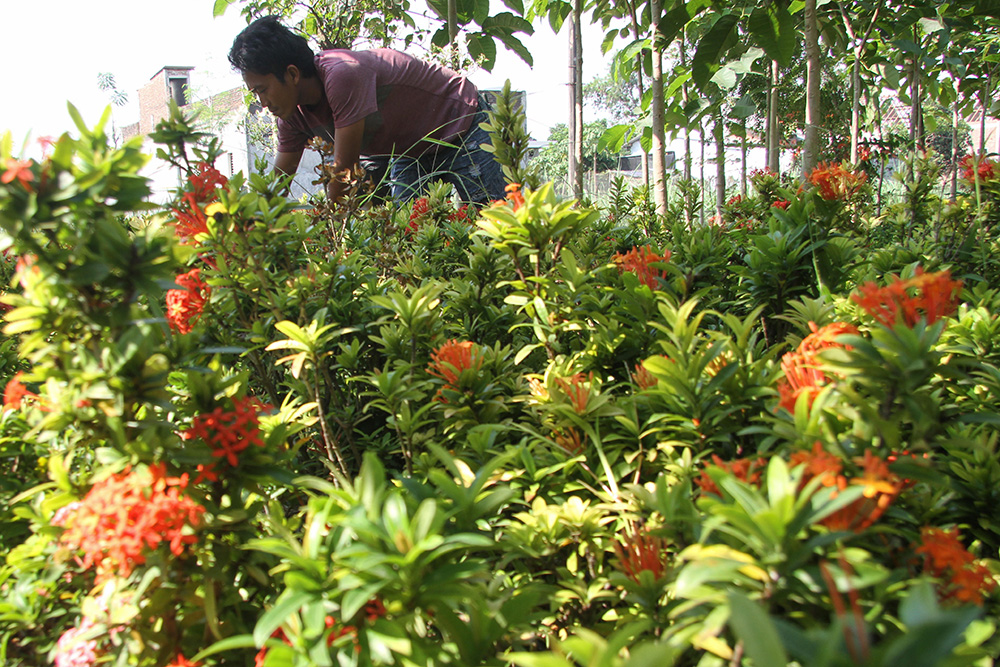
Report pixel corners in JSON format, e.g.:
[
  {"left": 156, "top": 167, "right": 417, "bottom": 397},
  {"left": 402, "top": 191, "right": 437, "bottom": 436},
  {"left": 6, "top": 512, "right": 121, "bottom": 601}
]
[{"left": 1, "top": 100, "right": 999, "bottom": 667}]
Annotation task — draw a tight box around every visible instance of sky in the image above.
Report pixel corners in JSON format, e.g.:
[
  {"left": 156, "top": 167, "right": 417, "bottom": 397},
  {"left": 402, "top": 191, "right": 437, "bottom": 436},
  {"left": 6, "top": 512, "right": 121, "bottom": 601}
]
[{"left": 2, "top": 0, "right": 615, "bottom": 153}]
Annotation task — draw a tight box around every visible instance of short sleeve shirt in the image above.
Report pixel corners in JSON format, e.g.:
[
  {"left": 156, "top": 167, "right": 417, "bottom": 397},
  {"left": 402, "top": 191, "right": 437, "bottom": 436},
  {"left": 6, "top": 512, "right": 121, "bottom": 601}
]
[{"left": 276, "top": 49, "right": 479, "bottom": 158}]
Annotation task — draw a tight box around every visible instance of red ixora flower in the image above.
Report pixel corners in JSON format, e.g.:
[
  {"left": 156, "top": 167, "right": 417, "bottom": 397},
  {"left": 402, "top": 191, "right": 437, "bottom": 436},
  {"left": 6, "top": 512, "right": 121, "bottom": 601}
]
[
  {"left": 58, "top": 464, "right": 205, "bottom": 581},
  {"left": 3, "top": 372, "right": 41, "bottom": 411},
  {"left": 171, "top": 163, "right": 227, "bottom": 243},
  {"left": 183, "top": 395, "right": 266, "bottom": 467},
  {"left": 916, "top": 526, "right": 997, "bottom": 605},
  {"left": 851, "top": 267, "right": 963, "bottom": 328},
  {"left": 164, "top": 654, "right": 203, "bottom": 667},
  {"left": 959, "top": 153, "right": 997, "bottom": 184},
  {"left": 772, "top": 199, "right": 790, "bottom": 209},
  {"left": 427, "top": 340, "right": 484, "bottom": 401},
  {"left": 166, "top": 268, "right": 211, "bottom": 334},
  {"left": 613, "top": 245, "right": 671, "bottom": 289},
  {"left": 2, "top": 158, "right": 35, "bottom": 191},
  {"left": 407, "top": 197, "right": 431, "bottom": 236},
  {"left": 807, "top": 161, "right": 867, "bottom": 200},
  {"left": 776, "top": 321, "right": 858, "bottom": 413},
  {"left": 819, "top": 450, "right": 902, "bottom": 533}
]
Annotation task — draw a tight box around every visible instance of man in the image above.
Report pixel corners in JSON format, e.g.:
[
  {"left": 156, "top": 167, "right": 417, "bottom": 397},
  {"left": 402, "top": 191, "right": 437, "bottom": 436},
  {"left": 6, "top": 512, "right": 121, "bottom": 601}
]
[{"left": 228, "top": 16, "right": 506, "bottom": 204}]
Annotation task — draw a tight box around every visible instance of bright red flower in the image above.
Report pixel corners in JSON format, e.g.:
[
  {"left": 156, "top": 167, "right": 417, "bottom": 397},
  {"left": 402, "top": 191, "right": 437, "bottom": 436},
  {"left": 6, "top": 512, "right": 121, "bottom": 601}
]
[
  {"left": 448, "top": 203, "right": 470, "bottom": 223},
  {"left": 788, "top": 442, "right": 843, "bottom": 489},
  {"left": 166, "top": 268, "right": 210, "bottom": 334},
  {"left": 58, "top": 464, "right": 205, "bottom": 581},
  {"left": 808, "top": 161, "right": 866, "bottom": 200},
  {"left": 3, "top": 372, "right": 39, "bottom": 410},
  {"left": 851, "top": 267, "right": 962, "bottom": 328},
  {"left": 427, "top": 340, "right": 483, "bottom": 400},
  {"left": 183, "top": 395, "right": 266, "bottom": 467},
  {"left": 631, "top": 361, "right": 658, "bottom": 390},
  {"left": 772, "top": 199, "right": 790, "bottom": 209},
  {"left": 407, "top": 197, "right": 431, "bottom": 236},
  {"left": 164, "top": 654, "right": 202, "bottom": 667},
  {"left": 960, "top": 154, "right": 997, "bottom": 184},
  {"left": 613, "top": 245, "right": 671, "bottom": 289},
  {"left": 189, "top": 163, "right": 228, "bottom": 200},
  {"left": 1, "top": 158, "right": 34, "bottom": 191}
]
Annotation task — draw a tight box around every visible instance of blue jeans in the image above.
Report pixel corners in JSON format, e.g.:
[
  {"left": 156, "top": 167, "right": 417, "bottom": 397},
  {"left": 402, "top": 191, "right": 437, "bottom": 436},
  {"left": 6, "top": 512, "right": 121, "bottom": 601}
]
[{"left": 368, "top": 95, "right": 507, "bottom": 204}]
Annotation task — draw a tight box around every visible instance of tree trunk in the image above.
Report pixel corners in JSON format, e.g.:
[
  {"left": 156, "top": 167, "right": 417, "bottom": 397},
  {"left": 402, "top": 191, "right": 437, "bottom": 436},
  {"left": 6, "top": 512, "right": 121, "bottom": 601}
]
[
  {"left": 699, "top": 126, "right": 706, "bottom": 225},
  {"left": 715, "top": 112, "right": 726, "bottom": 221},
  {"left": 628, "top": 1, "right": 651, "bottom": 189},
  {"left": 681, "top": 28, "right": 693, "bottom": 182},
  {"left": 951, "top": 100, "right": 959, "bottom": 201},
  {"left": 741, "top": 128, "right": 747, "bottom": 196},
  {"left": 567, "top": 4, "right": 580, "bottom": 197},
  {"left": 447, "top": 0, "right": 459, "bottom": 69},
  {"left": 802, "top": 0, "right": 821, "bottom": 177},
  {"left": 650, "top": 0, "right": 668, "bottom": 216},
  {"left": 768, "top": 60, "right": 780, "bottom": 173}
]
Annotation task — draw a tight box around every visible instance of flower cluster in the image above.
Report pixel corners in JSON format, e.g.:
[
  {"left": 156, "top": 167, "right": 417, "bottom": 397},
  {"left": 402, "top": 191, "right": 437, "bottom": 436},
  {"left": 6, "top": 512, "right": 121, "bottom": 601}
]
[
  {"left": 3, "top": 371, "right": 42, "bottom": 411},
  {"left": 613, "top": 245, "right": 671, "bottom": 289},
  {"left": 694, "top": 455, "right": 768, "bottom": 497},
  {"left": 613, "top": 526, "right": 671, "bottom": 583},
  {"left": 552, "top": 426, "right": 585, "bottom": 454},
  {"left": 555, "top": 372, "right": 594, "bottom": 414},
  {"left": 58, "top": 464, "right": 205, "bottom": 580},
  {"left": 851, "top": 267, "right": 962, "bottom": 328},
  {"left": 166, "top": 268, "right": 211, "bottom": 334},
  {"left": 795, "top": 448, "right": 902, "bottom": 533},
  {"left": 916, "top": 527, "right": 997, "bottom": 604},
  {"left": 631, "top": 361, "right": 658, "bottom": 390},
  {"left": 407, "top": 197, "right": 431, "bottom": 236},
  {"left": 504, "top": 183, "right": 525, "bottom": 210},
  {"left": 2, "top": 157, "right": 35, "bottom": 191},
  {"left": 959, "top": 154, "right": 997, "bottom": 184},
  {"left": 808, "top": 161, "right": 867, "bottom": 201},
  {"left": 172, "top": 163, "right": 228, "bottom": 242},
  {"left": 183, "top": 395, "right": 265, "bottom": 471},
  {"left": 54, "top": 617, "right": 99, "bottom": 667},
  {"left": 427, "top": 340, "right": 484, "bottom": 403},
  {"left": 776, "top": 321, "right": 858, "bottom": 413}
]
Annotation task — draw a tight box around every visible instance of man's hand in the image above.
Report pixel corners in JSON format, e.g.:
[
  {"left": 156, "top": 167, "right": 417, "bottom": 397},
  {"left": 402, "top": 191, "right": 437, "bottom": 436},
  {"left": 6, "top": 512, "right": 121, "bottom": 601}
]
[{"left": 327, "top": 119, "right": 365, "bottom": 204}]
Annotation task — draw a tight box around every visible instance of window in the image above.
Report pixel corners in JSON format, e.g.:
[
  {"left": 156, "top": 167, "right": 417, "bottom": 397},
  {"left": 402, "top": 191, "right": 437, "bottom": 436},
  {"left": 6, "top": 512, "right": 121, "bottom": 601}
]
[{"left": 169, "top": 77, "right": 188, "bottom": 107}]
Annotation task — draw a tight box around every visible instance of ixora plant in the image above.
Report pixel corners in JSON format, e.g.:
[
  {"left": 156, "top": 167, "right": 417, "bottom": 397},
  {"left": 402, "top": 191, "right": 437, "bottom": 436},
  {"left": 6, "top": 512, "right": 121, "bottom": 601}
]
[{"left": 0, "top": 98, "right": 999, "bottom": 667}]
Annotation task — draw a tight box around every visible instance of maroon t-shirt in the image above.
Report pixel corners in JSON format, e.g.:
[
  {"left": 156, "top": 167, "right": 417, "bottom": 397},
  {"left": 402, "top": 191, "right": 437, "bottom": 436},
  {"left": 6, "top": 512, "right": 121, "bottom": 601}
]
[{"left": 276, "top": 49, "right": 479, "bottom": 158}]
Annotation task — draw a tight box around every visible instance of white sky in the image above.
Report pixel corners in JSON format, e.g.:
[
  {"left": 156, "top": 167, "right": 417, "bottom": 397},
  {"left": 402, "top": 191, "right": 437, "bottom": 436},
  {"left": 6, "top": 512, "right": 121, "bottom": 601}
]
[{"left": 2, "top": 0, "right": 615, "bottom": 153}]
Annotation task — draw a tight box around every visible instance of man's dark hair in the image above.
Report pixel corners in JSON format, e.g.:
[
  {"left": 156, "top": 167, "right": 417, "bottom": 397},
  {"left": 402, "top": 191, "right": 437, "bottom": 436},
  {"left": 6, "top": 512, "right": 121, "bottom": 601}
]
[{"left": 228, "top": 16, "right": 317, "bottom": 81}]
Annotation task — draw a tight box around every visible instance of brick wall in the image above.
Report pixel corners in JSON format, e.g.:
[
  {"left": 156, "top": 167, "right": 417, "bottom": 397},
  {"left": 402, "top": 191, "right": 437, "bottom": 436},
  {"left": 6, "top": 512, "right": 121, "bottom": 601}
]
[{"left": 137, "top": 67, "right": 194, "bottom": 136}]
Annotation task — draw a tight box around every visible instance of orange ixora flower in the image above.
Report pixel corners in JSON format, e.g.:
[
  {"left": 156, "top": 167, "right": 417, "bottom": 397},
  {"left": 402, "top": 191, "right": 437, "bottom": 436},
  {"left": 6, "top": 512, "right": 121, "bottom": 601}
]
[
  {"left": 1, "top": 158, "right": 35, "bottom": 191},
  {"left": 613, "top": 245, "right": 671, "bottom": 289},
  {"left": 171, "top": 164, "right": 228, "bottom": 243},
  {"left": 807, "top": 161, "right": 867, "bottom": 200},
  {"left": 631, "top": 361, "right": 658, "bottom": 390},
  {"left": 694, "top": 454, "right": 768, "bottom": 497},
  {"left": 427, "top": 340, "right": 484, "bottom": 401},
  {"left": 555, "top": 372, "right": 594, "bottom": 414},
  {"left": 851, "top": 267, "right": 963, "bottom": 328},
  {"left": 613, "top": 525, "right": 671, "bottom": 583},
  {"left": 183, "top": 395, "right": 266, "bottom": 467},
  {"left": 819, "top": 451, "right": 902, "bottom": 533},
  {"left": 3, "top": 372, "right": 41, "bottom": 411},
  {"left": 504, "top": 182, "right": 525, "bottom": 210},
  {"left": 788, "top": 442, "right": 843, "bottom": 489},
  {"left": 166, "top": 268, "right": 211, "bottom": 334},
  {"left": 58, "top": 464, "right": 205, "bottom": 581},
  {"left": 916, "top": 527, "right": 998, "bottom": 605},
  {"left": 164, "top": 655, "right": 203, "bottom": 667},
  {"left": 776, "top": 321, "right": 858, "bottom": 413},
  {"left": 552, "top": 426, "right": 585, "bottom": 455}
]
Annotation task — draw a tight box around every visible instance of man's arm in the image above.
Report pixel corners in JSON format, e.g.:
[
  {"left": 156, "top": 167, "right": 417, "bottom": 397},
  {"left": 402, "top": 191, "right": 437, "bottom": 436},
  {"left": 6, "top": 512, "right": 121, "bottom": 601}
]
[
  {"left": 327, "top": 119, "right": 365, "bottom": 203},
  {"left": 274, "top": 150, "right": 303, "bottom": 177}
]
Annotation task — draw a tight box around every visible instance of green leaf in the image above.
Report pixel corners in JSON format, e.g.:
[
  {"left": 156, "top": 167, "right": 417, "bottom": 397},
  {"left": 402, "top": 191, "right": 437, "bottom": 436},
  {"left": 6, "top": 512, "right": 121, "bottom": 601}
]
[
  {"left": 254, "top": 591, "right": 312, "bottom": 646},
  {"left": 692, "top": 13, "right": 739, "bottom": 90},
  {"left": 190, "top": 634, "right": 260, "bottom": 662},
  {"left": 748, "top": 4, "right": 797, "bottom": 67},
  {"left": 213, "top": 0, "right": 236, "bottom": 16},
  {"left": 727, "top": 592, "right": 788, "bottom": 666}
]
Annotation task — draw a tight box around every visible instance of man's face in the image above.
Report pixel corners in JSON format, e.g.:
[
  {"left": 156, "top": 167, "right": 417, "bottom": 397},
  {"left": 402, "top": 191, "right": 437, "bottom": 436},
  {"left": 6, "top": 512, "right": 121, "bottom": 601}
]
[{"left": 243, "top": 67, "right": 298, "bottom": 120}]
